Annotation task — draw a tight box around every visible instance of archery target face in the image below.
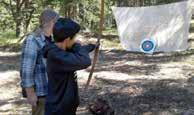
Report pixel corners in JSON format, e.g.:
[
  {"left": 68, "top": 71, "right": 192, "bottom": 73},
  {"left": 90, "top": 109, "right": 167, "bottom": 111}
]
[{"left": 140, "top": 39, "right": 156, "bottom": 53}]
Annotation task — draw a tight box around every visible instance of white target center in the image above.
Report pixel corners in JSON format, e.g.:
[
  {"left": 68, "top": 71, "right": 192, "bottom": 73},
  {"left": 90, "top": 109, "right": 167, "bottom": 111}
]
[{"left": 146, "top": 44, "right": 149, "bottom": 48}]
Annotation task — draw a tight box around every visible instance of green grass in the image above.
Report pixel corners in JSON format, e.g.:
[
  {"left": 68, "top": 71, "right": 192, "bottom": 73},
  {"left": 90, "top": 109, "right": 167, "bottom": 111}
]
[
  {"left": 100, "top": 28, "right": 122, "bottom": 49},
  {"left": 103, "top": 28, "right": 118, "bottom": 35},
  {"left": 0, "top": 30, "right": 21, "bottom": 52},
  {"left": 101, "top": 39, "right": 121, "bottom": 49},
  {"left": 0, "top": 30, "right": 18, "bottom": 44}
]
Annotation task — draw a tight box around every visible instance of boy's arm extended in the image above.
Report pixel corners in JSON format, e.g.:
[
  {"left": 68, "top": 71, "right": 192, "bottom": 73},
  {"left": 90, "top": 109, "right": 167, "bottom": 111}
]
[{"left": 47, "top": 43, "right": 96, "bottom": 71}]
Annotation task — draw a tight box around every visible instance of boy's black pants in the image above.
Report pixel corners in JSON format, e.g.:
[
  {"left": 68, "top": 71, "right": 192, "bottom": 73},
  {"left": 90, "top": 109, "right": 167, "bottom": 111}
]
[{"left": 45, "top": 104, "right": 77, "bottom": 115}]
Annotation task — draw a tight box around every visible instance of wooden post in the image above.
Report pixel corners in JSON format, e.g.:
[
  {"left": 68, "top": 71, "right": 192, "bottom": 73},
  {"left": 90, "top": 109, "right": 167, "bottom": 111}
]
[{"left": 85, "top": 0, "right": 104, "bottom": 90}]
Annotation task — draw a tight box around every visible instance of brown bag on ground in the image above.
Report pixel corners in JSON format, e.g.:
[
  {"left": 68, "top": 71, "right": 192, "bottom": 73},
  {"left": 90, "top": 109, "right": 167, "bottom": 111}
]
[{"left": 88, "top": 98, "right": 115, "bottom": 115}]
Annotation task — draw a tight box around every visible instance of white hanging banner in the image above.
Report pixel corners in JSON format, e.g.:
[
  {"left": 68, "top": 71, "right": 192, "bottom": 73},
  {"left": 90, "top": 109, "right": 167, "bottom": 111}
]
[{"left": 112, "top": 1, "right": 193, "bottom": 52}]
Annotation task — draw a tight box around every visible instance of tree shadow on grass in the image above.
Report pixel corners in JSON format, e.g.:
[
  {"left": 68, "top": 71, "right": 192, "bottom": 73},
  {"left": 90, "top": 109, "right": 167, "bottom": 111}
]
[
  {"left": 99, "top": 49, "right": 194, "bottom": 64},
  {"left": 86, "top": 63, "right": 159, "bottom": 76},
  {"left": 0, "top": 43, "right": 21, "bottom": 52},
  {"left": 78, "top": 78, "right": 194, "bottom": 115},
  {"left": 0, "top": 53, "right": 20, "bottom": 72},
  {"left": 85, "top": 49, "right": 194, "bottom": 76}
]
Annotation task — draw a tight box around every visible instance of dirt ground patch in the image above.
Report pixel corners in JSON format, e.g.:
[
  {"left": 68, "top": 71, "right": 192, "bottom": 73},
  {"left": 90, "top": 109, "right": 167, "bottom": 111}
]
[{"left": 1, "top": 46, "right": 194, "bottom": 115}]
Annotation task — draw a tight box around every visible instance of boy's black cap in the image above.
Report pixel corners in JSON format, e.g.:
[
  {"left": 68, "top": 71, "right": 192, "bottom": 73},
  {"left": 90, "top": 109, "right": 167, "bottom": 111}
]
[{"left": 53, "top": 18, "right": 80, "bottom": 42}]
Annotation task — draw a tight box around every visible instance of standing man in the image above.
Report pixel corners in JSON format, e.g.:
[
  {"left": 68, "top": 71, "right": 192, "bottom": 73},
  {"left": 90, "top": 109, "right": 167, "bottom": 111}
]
[{"left": 20, "top": 9, "right": 59, "bottom": 115}]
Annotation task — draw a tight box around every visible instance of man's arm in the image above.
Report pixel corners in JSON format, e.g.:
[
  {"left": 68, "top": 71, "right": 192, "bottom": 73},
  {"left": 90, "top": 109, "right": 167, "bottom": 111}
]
[{"left": 20, "top": 35, "right": 38, "bottom": 106}]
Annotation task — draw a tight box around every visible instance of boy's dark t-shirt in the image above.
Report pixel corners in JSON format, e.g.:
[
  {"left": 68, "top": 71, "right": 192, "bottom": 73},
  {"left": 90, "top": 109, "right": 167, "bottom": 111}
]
[
  {"left": 43, "top": 43, "right": 95, "bottom": 115},
  {"left": 45, "top": 36, "right": 54, "bottom": 44}
]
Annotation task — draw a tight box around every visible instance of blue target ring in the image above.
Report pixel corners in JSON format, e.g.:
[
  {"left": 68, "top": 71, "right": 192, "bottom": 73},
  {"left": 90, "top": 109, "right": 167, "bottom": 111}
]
[{"left": 140, "top": 38, "right": 156, "bottom": 54}]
